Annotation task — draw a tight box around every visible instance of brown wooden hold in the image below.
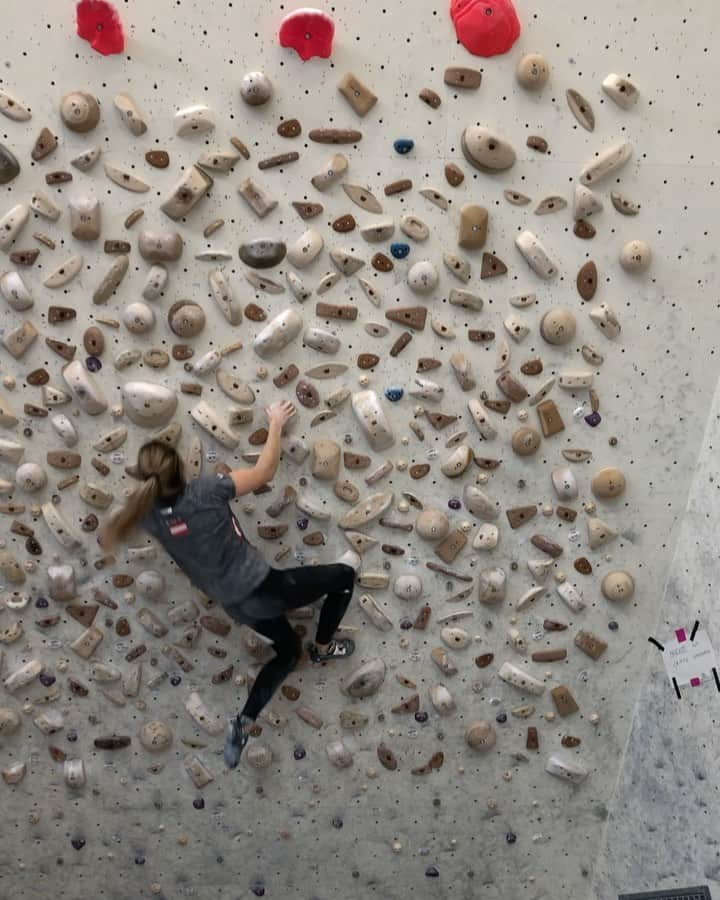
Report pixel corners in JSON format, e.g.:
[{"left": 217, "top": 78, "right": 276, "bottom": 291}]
[
  {"left": 577, "top": 260, "right": 598, "bottom": 301},
  {"left": 389, "top": 332, "right": 413, "bottom": 357},
  {"left": 530, "top": 534, "right": 563, "bottom": 558},
  {"left": 372, "top": 252, "right": 394, "bottom": 272},
  {"left": 468, "top": 329, "right": 495, "bottom": 342},
  {"left": 417, "top": 357, "right": 442, "bottom": 373},
  {"left": 343, "top": 452, "right": 371, "bottom": 470},
  {"left": 258, "top": 151, "right": 300, "bottom": 170},
  {"left": 481, "top": 252, "right": 508, "bottom": 279},
  {"left": 291, "top": 201, "right": 323, "bottom": 219},
  {"left": 332, "top": 214, "right": 356, "bottom": 233},
  {"left": 308, "top": 129, "right": 362, "bottom": 144},
  {"left": 434, "top": 529, "right": 467, "bottom": 564},
  {"left": 273, "top": 364, "right": 300, "bottom": 388},
  {"left": 10, "top": 249, "right": 39, "bottom": 266},
  {"left": 384, "top": 179, "right": 413, "bottom": 196},
  {"left": 424, "top": 410, "right": 458, "bottom": 431},
  {"left": 316, "top": 302, "right": 358, "bottom": 321},
  {"left": 277, "top": 118, "right": 302, "bottom": 138},
  {"left": 385, "top": 306, "right": 427, "bottom": 330},
  {"left": 444, "top": 163, "right": 465, "bottom": 186},
  {"left": 48, "top": 306, "right": 77, "bottom": 325},
  {"left": 505, "top": 505, "right": 538, "bottom": 529},
  {"left": 145, "top": 150, "right": 170, "bottom": 168},
  {"left": 444, "top": 66, "right": 482, "bottom": 89},
  {"left": 556, "top": 506, "right": 578, "bottom": 523}
]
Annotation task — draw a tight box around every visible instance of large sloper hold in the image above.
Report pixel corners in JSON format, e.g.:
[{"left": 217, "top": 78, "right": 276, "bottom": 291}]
[
  {"left": 338, "top": 491, "right": 394, "bottom": 530},
  {"left": 580, "top": 141, "right": 633, "bottom": 186},
  {"left": 253, "top": 308, "right": 303, "bottom": 358},
  {"left": 351, "top": 390, "right": 395, "bottom": 451},
  {"left": 121, "top": 382, "right": 177, "bottom": 427},
  {"left": 62, "top": 361, "right": 108, "bottom": 415},
  {"left": 342, "top": 658, "right": 386, "bottom": 698},
  {"left": 41, "top": 502, "right": 84, "bottom": 554},
  {"left": 208, "top": 269, "right": 243, "bottom": 325},
  {"left": 515, "top": 230, "right": 558, "bottom": 280},
  {"left": 190, "top": 402, "right": 240, "bottom": 449}
]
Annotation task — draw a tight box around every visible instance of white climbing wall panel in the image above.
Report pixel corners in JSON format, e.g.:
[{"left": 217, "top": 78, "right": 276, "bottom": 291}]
[{"left": 0, "top": 1, "right": 719, "bottom": 899}]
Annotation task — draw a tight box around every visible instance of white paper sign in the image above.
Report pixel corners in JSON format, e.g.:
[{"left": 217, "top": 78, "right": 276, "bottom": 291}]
[{"left": 660, "top": 625, "right": 718, "bottom": 687}]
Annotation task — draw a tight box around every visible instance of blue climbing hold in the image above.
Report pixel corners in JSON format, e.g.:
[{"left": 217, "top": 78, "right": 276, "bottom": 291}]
[
  {"left": 385, "top": 387, "right": 404, "bottom": 402},
  {"left": 394, "top": 138, "right": 415, "bottom": 155},
  {"left": 390, "top": 242, "right": 410, "bottom": 259}
]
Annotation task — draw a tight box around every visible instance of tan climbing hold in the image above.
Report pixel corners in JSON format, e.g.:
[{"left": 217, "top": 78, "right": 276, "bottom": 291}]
[
  {"left": 566, "top": 89, "right": 595, "bottom": 131},
  {"left": 465, "top": 721, "right": 497, "bottom": 751},
  {"left": 516, "top": 53, "right": 550, "bottom": 90},
  {"left": 338, "top": 73, "right": 377, "bottom": 117},
  {"left": 601, "top": 570, "right": 635, "bottom": 602},
  {"left": 602, "top": 74, "right": 640, "bottom": 110},
  {"left": 591, "top": 466, "right": 626, "bottom": 499},
  {"left": 462, "top": 126, "right": 516, "bottom": 172},
  {"left": 619, "top": 239, "right": 652, "bottom": 273},
  {"left": 60, "top": 91, "right": 100, "bottom": 132},
  {"left": 458, "top": 204, "right": 488, "bottom": 249}
]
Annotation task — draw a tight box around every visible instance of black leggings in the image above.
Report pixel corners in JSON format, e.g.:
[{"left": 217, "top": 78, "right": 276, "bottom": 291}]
[{"left": 239, "top": 563, "right": 355, "bottom": 721}]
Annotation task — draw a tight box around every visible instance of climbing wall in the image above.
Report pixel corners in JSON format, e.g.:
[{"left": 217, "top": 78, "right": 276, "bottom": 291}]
[{"left": 0, "top": 1, "right": 718, "bottom": 899}]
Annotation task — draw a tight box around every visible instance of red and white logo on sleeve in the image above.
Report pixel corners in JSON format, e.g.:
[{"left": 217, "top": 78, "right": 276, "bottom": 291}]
[{"left": 169, "top": 520, "right": 189, "bottom": 537}]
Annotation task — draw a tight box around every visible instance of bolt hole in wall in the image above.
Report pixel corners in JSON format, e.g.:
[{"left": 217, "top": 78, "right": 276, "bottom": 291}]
[{"left": 0, "top": 0, "right": 716, "bottom": 899}]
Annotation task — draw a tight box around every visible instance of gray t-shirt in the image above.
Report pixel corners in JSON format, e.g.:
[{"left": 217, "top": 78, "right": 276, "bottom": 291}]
[{"left": 141, "top": 473, "right": 270, "bottom": 613}]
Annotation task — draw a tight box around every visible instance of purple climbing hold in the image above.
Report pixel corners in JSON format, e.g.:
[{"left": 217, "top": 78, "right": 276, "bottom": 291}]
[
  {"left": 297, "top": 516, "right": 309, "bottom": 530},
  {"left": 332, "top": 816, "right": 343, "bottom": 829},
  {"left": 426, "top": 866, "right": 440, "bottom": 877},
  {"left": 85, "top": 356, "right": 102, "bottom": 373},
  {"left": 414, "top": 711, "right": 429, "bottom": 723},
  {"left": 71, "top": 837, "right": 85, "bottom": 850},
  {"left": 193, "top": 797, "right": 205, "bottom": 809},
  {"left": 495, "top": 712, "right": 507, "bottom": 724},
  {"left": 36, "top": 596, "right": 49, "bottom": 608},
  {"left": 585, "top": 411, "right": 602, "bottom": 427},
  {"left": 400, "top": 617, "right": 414, "bottom": 630},
  {"left": 39, "top": 672, "right": 56, "bottom": 687},
  {"left": 170, "top": 675, "right": 181, "bottom": 686},
  {"left": 506, "top": 832, "right": 517, "bottom": 844},
  {"left": 448, "top": 497, "right": 462, "bottom": 510},
  {"left": 251, "top": 885, "right": 266, "bottom": 898},
  {"left": 293, "top": 746, "right": 306, "bottom": 760}
]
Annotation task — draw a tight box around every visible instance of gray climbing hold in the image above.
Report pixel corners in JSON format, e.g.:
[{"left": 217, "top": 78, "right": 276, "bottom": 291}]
[{"left": 239, "top": 239, "right": 287, "bottom": 269}]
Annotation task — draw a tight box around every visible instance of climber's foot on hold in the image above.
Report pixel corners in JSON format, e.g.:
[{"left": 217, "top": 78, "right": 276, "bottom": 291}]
[
  {"left": 308, "top": 638, "right": 356, "bottom": 663},
  {"left": 224, "top": 715, "right": 250, "bottom": 769}
]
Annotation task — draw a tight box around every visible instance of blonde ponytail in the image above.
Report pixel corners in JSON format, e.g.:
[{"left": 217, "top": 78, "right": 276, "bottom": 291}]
[{"left": 100, "top": 441, "right": 184, "bottom": 549}]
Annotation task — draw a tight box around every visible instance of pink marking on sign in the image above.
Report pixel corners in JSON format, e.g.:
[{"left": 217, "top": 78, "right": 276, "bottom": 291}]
[
  {"left": 691, "top": 677, "right": 701, "bottom": 687},
  {"left": 676, "top": 628, "right": 687, "bottom": 642}
]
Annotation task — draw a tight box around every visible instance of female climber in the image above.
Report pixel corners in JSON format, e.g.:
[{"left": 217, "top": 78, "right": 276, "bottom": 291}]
[{"left": 99, "top": 399, "right": 357, "bottom": 769}]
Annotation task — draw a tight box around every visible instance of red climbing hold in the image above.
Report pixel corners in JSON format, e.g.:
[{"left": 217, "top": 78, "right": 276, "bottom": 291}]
[
  {"left": 450, "top": 0, "right": 521, "bottom": 57},
  {"left": 76, "top": 0, "right": 125, "bottom": 56},
  {"left": 279, "top": 8, "right": 335, "bottom": 61}
]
